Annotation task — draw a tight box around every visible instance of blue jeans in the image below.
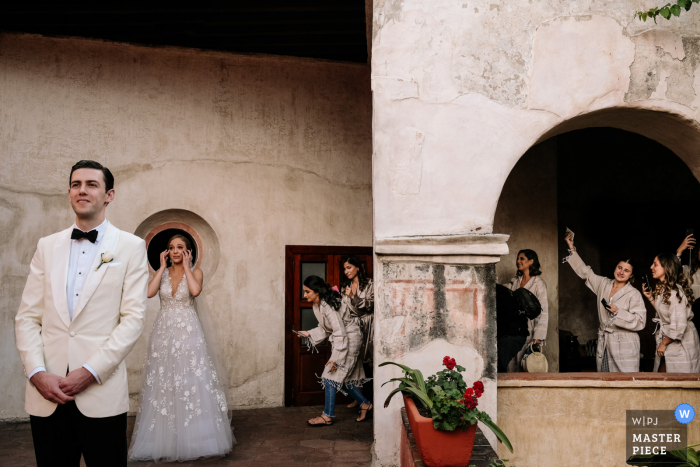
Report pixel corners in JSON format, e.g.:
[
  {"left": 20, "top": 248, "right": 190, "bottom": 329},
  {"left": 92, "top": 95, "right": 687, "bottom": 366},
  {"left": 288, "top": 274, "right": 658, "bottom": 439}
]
[{"left": 322, "top": 380, "right": 370, "bottom": 418}]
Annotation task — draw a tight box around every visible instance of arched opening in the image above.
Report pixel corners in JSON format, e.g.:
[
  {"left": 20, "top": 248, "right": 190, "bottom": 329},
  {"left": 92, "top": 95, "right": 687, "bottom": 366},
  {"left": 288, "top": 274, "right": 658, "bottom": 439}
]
[
  {"left": 495, "top": 123, "right": 700, "bottom": 373},
  {"left": 146, "top": 228, "right": 198, "bottom": 271}
]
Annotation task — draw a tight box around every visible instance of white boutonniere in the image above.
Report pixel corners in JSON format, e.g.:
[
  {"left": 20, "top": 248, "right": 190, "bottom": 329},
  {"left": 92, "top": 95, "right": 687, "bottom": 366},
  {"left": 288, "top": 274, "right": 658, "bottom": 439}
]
[{"left": 96, "top": 251, "right": 114, "bottom": 271}]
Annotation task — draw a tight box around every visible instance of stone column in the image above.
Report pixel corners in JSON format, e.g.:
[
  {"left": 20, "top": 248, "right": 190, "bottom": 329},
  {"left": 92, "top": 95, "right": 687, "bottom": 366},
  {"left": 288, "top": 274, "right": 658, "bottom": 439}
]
[{"left": 373, "top": 235, "right": 508, "bottom": 466}]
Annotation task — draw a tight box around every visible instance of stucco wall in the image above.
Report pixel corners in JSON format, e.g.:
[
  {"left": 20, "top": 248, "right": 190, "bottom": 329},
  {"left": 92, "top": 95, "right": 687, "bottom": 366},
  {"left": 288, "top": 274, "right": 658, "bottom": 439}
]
[
  {"left": 371, "top": 0, "right": 700, "bottom": 241},
  {"left": 494, "top": 138, "right": 559, "bottom": 371},
  {"left": 371, "top": 2, "right": 700, "bottom": 465},
  {"left": 0, "top": 33, "right": 372, "bottom": 419},
  {"left": 498, "top": 377, "right": 700, "bottom": 467}
]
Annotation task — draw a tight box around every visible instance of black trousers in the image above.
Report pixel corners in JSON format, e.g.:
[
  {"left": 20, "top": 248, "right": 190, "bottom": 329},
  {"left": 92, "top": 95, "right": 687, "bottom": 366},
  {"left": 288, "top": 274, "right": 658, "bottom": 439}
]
[{"left": 30, "top": 401, "right": 127, "bottom": 467}]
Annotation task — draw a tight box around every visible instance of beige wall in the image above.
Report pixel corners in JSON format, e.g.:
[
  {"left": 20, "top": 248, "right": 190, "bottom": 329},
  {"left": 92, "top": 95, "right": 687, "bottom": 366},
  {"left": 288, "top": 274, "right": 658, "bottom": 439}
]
[
  {"left": 0, "top": 33, "right": 372, "bottom": 419},
  {"left": 498, "top": 380, "right": 700, "bottom": 467},
  {"left": 494, "top": 138, "right": 559, "bottom": 371}
]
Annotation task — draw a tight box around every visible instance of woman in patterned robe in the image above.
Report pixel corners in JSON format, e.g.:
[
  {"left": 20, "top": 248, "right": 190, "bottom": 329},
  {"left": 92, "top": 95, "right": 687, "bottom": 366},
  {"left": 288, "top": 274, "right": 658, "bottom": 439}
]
[
  {"left": 339, "top": 256, "right": 374, "bottom": 408},
  {"left": 298, "top": 275, "right": 372, "bottom": 425},
  {"left": 642, "top": 253, "right": 700, "bottom": 373},
  {"left": 564, "top": 232, "right": 646, "bottom": 372}
]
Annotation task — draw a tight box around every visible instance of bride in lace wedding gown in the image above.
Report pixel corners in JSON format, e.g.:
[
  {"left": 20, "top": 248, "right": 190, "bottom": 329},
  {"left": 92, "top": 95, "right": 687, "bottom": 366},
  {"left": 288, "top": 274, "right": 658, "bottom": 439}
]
[{"left": 128, "top": 235, "right": 234, "bottom": 462}]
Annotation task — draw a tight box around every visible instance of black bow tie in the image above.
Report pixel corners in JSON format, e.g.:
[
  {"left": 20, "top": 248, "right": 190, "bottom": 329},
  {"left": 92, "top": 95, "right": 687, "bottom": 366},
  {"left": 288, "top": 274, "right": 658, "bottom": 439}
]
[{"left": 71, "top": 228, "right": 98, "bottom": 243}]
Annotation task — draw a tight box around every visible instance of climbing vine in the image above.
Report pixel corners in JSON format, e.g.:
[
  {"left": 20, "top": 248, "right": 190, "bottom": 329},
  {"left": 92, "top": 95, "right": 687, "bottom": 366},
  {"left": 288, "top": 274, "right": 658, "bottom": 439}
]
[{"left": 636, "top": 0, "right": 698, "bottom": 22}]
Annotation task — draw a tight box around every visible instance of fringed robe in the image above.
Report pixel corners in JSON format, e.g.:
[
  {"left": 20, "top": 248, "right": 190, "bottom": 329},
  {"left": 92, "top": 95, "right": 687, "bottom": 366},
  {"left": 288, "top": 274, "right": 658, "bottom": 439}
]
[
  {"left": 566, "top": 251, "right": 646, "bottom": 372},
  {"left": 345, "top": 280, "right": 374, "bottom": 364},
  {"left": 652, "top": 289, "right": 700, "bottom": 373},
  {"left": 507, "top": 275, "right": 549, "bottom": 371},
  {"left": 307, "top": 300, "right": 368, "bottom": 394}
]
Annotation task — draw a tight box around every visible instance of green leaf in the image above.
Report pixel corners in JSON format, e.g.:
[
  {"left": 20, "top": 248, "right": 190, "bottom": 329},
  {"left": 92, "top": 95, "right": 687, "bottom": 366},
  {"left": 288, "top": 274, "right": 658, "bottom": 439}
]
[
  {"left": 412, "top": 369, "right": 427, "bottom": 394},
  {"left": 402, "top": 386, "right": 433, "bottom": 408},
  {"left": 660, "top": 6, "right": 671, "bottom": 17},
  {"left": 671, "top": 4, "right": 681, "bottom": 15},
  {"left": 643, "top": 12, "right": 648, "bottom": 20},
  {"left": 381, "top": 377, "right": 419, "bottom": 389},
  {"left": 678, "top": 0, "right": 688, "bottom": 7},
  {"left": 379, "top": 361, "right": 415, "bottom": 373},
  {"left": 688, "top": 448, "right": 699, "bottom": 465},
  {"left": 477, "top": 415, "right": 513, "bottom": 453},
  {"left": 383, "top": 387, "right": 407, "bottom": 408}
]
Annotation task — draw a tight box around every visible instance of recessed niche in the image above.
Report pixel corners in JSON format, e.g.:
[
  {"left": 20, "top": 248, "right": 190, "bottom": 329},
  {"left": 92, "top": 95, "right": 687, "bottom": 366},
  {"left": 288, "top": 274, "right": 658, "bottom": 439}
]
[
  {"left": 146, "top": 228, "right": 199, "bottom": 271},
  {"left": 134, "top": 209, "right": 220, "bottom": 284}
]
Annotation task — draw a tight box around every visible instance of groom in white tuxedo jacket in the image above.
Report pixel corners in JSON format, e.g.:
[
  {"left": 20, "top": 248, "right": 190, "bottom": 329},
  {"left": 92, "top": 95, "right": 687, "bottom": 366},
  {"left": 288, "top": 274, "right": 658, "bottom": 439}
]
[{"left": 15, "top": 160, "right": 148, "bottom": 467}]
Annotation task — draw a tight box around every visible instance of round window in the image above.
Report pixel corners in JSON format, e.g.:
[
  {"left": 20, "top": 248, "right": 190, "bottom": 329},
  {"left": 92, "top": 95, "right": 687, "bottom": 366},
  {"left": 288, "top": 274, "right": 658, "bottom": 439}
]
[{"left": 147, "top": 228, "right": 198, "bottom": 271}]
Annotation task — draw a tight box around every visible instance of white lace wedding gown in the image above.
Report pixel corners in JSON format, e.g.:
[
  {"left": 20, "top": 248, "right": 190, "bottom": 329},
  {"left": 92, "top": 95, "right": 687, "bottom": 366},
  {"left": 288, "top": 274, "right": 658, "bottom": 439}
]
[{"left": 128, "top": 269, "right": 235, "bottom": 462}]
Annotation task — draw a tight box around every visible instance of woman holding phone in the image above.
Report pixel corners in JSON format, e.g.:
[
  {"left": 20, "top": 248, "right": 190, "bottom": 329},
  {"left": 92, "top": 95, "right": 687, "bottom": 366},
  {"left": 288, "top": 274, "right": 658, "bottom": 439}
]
[
  {"left": 642, "top": 253, "right": 700, "bottom": 373},
  {"left": 297, "top": 275, "right": 372, "bottom": 425},
  {"left": 506, "top": 249, "right": 548, "bottom": 371},
  {"left": 564, "top": 232, "right": 646, "bottom": 372}
]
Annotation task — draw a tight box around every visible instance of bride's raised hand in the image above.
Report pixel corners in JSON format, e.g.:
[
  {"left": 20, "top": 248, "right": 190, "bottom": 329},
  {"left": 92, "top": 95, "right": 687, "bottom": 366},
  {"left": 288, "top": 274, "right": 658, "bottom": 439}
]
[
  {"left": 159, "top": 250, "right": 169, "bottom": 271},
  {"left": 182, "top": 249, "right": 192, "bottom": 269}
]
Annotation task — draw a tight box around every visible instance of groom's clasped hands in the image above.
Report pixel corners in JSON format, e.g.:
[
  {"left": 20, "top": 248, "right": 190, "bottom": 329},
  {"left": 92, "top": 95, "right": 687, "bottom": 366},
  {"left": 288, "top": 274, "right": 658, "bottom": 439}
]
[{"left": 30, "top": 367, "right": 96, "bottom": 404}]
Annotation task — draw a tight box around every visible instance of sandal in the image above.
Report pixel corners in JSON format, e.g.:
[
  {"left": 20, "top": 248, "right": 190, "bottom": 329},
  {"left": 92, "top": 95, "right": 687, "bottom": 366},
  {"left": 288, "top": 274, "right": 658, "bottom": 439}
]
[
  {"left": 356, "top": 403, "right": 373, "bottom": 422},
  {"left": 307, "top": 415, "right": 333, "bottom": 427}
]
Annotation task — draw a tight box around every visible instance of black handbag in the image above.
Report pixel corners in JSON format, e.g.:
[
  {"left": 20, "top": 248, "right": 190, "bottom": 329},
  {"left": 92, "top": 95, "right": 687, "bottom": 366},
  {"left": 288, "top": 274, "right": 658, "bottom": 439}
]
[{"left": 512, "top": 287, "right": 542, "bottom": 321}]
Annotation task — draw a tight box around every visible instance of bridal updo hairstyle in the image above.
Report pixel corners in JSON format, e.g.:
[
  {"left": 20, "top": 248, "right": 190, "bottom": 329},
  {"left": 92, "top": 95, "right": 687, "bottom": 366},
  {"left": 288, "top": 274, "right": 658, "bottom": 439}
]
[
  {"left": 515, "top": 249, "right": 542, "bottom": 277},
  {"left": 167, "top": 234, "right": 194, "bottom": 267},
  {"left": 304, "top": 275, "right": 342, "bottom": 311}
]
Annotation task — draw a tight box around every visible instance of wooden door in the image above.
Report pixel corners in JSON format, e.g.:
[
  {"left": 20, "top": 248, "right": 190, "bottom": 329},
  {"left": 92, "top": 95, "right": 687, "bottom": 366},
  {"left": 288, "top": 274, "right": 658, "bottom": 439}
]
[{"left": 284, "top": 246, "right": 373, "bottom": 406}]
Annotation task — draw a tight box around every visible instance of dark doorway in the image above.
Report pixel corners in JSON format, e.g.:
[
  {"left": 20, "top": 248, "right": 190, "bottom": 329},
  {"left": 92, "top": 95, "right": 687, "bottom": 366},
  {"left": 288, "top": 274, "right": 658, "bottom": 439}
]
[
  {"left": 557, "top": 127, "right": 700, "bottom": 372},
  {"left": 284, "top": 245, "right": 373, "bottom": 406},
  {"left": 147, "top": 228, "right": 198, "bottom": 271}
]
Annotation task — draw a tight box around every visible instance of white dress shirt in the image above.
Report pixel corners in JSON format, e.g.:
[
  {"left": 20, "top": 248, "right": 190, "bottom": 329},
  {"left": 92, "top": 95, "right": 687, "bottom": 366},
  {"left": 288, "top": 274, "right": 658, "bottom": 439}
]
[{"left": 28, "top": 220, "right": 109, "bottom": 385}]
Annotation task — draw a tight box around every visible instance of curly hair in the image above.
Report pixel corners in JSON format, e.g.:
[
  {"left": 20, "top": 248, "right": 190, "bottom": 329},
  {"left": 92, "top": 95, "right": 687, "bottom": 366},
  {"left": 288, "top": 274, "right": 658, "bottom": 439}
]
[
  {"left": 652, "top": 253, "right": 695, "bottom": 306},
  {"left": 339, "top": 256, "right": 370, "bottom": 293},
  {"left": 304, "top": 275, "right": 342, "bottom": 311},
  {"left": 515, "top": 249, "right": 542, "bottom": 277}
]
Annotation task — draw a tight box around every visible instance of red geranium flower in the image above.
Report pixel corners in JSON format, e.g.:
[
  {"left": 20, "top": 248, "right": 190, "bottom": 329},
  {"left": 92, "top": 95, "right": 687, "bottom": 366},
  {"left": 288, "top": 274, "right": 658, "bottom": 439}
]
[
  {"left": 473, "top": 381, "right": 484, "bottom": 392},
  {"left": 443, "top": 356, "right": 456, "bottom": 370}
]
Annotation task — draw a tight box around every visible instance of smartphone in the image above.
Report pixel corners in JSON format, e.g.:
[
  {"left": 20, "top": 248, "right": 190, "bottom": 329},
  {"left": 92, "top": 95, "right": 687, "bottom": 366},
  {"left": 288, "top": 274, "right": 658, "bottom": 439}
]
[
  {"left": 643, "top": 274, "right": 652, "bottom": 291},
  {"left": 686, "top": 228, "right": 694, "bottom": 240},
  {"left": 601, "top": 298, "right": 610, "bottom": 310}
]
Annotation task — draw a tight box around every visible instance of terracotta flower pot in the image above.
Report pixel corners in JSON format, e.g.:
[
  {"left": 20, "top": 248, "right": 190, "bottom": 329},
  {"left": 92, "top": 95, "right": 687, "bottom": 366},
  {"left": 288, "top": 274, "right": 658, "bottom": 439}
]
[{"left": 403, "top": 395, "right": 477, "bottom": 467}]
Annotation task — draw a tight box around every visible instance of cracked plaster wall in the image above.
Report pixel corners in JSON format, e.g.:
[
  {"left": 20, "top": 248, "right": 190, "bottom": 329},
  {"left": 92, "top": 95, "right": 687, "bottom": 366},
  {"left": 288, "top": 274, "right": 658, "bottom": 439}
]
[
  {"left": 372, "top": 2, "right": 700, "bottom": 465},
  {"left": 372, "top": 0, "right": 700, "bottom": 240},
  {"left": 0, "top": 33, "right": 372, "bottom": 419},
  {"left": 374, "top": 260, "right": 498, "bottom": 463}
]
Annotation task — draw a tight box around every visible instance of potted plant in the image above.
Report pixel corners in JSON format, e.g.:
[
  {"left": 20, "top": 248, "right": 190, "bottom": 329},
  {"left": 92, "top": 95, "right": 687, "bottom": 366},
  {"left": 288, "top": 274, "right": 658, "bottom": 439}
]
[{"left": 381, "top": 356, "right": 513, "bottom": 467}]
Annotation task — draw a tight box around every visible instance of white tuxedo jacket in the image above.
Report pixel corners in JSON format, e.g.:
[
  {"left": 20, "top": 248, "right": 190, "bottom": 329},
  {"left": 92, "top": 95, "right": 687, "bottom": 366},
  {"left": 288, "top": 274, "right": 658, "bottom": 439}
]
[{"left": 15, "top": 222, "right": 148, "bottom": 418}]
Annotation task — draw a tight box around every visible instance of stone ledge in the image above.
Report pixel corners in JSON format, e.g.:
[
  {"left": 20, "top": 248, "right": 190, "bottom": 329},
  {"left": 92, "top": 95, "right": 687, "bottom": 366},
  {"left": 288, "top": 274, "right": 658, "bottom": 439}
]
[
  {"left": 400, "top": 408, "right": 500, "bottom": 467},
  {"left": 498, "top": 372, "right": 700, "bottom": 388},
  {"left": 375, "top": 234, "right": 510, "bottom": 257}
]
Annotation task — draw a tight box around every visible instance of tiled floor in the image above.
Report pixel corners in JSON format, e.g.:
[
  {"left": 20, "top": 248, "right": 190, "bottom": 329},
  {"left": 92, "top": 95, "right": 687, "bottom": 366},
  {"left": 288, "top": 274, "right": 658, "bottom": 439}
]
[{"left": 0, "top": 405, "right": 373, "bottom": 467}]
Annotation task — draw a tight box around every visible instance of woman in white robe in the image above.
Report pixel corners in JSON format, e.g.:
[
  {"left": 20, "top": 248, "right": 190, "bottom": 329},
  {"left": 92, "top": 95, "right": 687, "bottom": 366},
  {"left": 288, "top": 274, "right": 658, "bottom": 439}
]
[
  {"left": 564, "top": 232, "right": 646, "bottom": 372},
  {"left": 298, "top": 276, "right": 372, "bottom": 425},
  {"left": 506, "top": 249, "right": 548, "bottom": 371},
  {"left": 642, "top": 253, "right": 700, "bottom": 373}
]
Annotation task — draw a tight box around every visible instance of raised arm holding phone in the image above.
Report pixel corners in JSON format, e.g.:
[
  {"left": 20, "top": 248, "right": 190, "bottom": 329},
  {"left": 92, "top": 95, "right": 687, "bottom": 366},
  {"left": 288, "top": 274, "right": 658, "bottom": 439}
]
[{"left": 564, "top": 230, "right": 646, "bottom": 372}]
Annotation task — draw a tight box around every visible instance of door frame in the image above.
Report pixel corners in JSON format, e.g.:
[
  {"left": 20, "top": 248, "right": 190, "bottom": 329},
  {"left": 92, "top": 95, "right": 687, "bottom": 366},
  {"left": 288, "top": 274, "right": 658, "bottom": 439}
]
[{"left": 284, "top": 245, "right": 373, "bottom": 407}]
